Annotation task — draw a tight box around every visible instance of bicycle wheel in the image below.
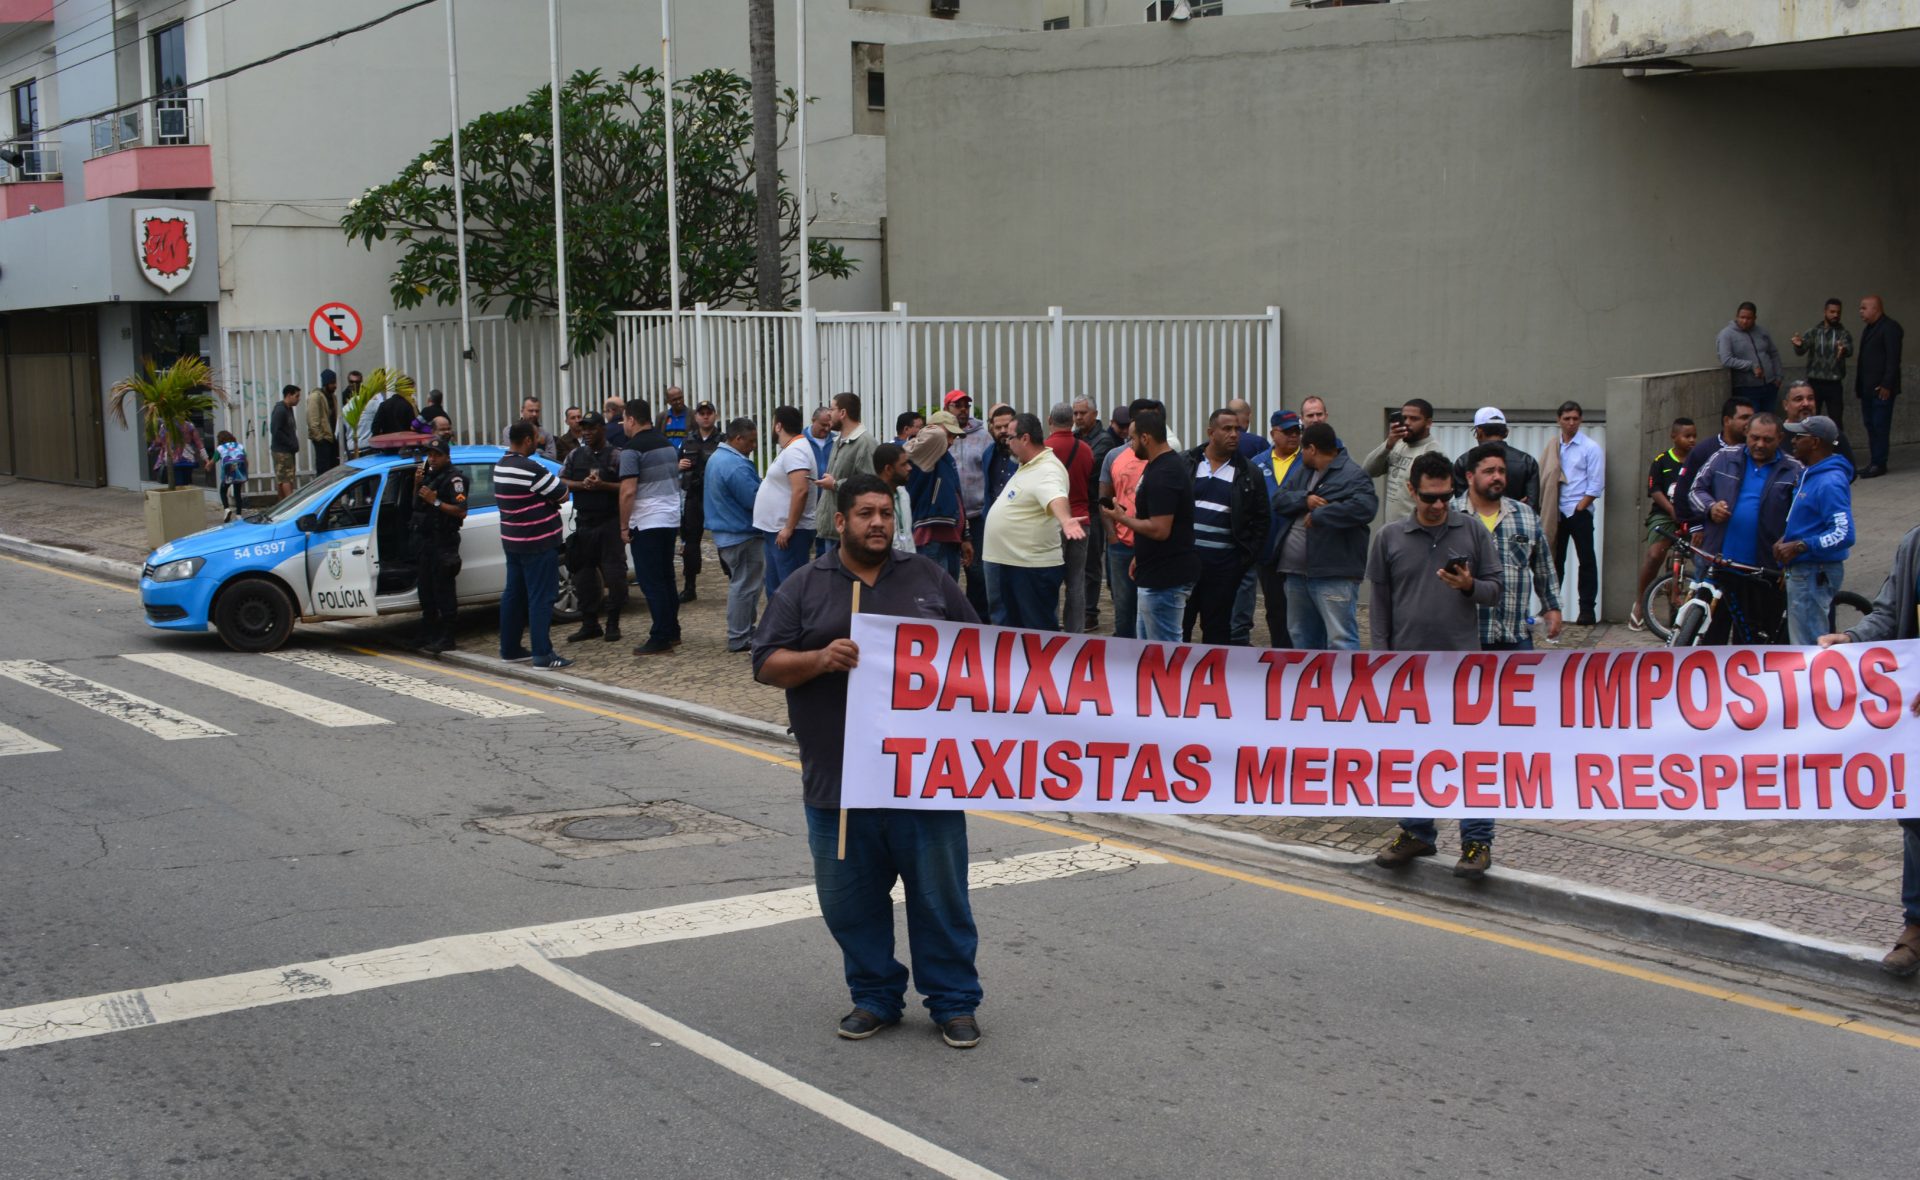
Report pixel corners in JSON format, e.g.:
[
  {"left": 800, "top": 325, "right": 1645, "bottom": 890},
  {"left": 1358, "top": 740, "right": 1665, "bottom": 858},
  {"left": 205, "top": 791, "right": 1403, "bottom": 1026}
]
[
  {"left": 1827, "top": 590, "right": 1872, "bottom": 636},
  {"left": 1642, "top": 574, "right": 1682, "bottom": 641},
  {"left": 1671, "top": 599, "right": 1710, "bottom": 648}
]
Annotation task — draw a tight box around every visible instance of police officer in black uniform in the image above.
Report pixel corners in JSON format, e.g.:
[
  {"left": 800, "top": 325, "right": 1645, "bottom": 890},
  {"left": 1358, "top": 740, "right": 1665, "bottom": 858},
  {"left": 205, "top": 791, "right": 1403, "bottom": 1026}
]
[
  {"left": 559, "top": 412, "right": 628, "bottom": 642},
  {"left": 411, "top": 438, "right": 468, "bottom": 654}
]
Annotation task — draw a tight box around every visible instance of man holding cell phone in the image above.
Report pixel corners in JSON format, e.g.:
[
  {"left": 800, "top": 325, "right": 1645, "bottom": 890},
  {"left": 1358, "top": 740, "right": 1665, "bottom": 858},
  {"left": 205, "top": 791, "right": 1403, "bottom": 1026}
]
[{"left": 1367, "top": 450, "right": 1503, "bottom": 879}]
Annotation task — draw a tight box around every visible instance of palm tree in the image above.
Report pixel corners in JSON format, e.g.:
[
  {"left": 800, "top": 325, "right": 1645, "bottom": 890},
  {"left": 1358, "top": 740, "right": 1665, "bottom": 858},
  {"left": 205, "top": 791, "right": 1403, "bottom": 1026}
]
[
  {"left": 749, "top": 0, "right": 781, "bottom": 310},
  {"left": 109, "top": 357, "right": 228, "bottom": 489},
  {"left": 340, "top": 368, "right": 418, "bottom": 452}
]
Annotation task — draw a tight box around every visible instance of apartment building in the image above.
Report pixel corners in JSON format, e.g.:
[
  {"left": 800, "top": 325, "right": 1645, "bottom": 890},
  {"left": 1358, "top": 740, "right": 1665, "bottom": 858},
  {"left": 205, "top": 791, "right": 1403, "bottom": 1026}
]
[{"left": 0, "top": 0, "right": 1038, "bottom": 490}]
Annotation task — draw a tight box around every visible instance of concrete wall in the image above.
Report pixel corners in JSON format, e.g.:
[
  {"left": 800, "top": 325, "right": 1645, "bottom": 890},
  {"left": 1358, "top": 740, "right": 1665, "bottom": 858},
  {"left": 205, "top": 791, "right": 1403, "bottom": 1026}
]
[
  {"left": 885, "top": 0, "right": 1920, "bottom": 436},
  {"left": 1575, "top": 0, "right": 1920, "bottom": 67},
  {"left": 1600, "top": 368, "right": 1727, "bottom": 618}
]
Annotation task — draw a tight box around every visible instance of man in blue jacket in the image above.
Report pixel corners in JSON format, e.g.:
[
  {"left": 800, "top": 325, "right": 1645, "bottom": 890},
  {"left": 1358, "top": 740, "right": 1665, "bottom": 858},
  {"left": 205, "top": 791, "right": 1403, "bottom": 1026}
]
[
  {"left": 1270, "top": 422, "right": 1378, "bottom": 650},
  {"left": 1775, "top": 416, "right": 1855, "bottom": 646},
  {"left": 1686, "top": 413, "right": 1802, "bottom": 644},
  {"left": 704, "top": 417, "right": 766, "bottom": 652}
]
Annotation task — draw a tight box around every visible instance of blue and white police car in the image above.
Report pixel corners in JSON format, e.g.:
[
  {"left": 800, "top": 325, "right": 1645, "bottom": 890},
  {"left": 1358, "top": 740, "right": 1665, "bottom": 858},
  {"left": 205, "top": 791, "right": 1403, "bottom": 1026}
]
[{"left": 139, "top": 445, "right": 578, "bottom": 652}]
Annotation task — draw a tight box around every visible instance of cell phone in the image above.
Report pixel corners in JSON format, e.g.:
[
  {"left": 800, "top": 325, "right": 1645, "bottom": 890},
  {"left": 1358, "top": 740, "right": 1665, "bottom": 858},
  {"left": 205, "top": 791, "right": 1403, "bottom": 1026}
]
[
  {"left": 1444, "top": 556, "right": 1469, "bottom": 574},
  {"left": 1099, "top": 495, "right": 1116, "bottom": 510},
  {"left": 1389, "top": 409, "right": 1405, "bottom": 425}
]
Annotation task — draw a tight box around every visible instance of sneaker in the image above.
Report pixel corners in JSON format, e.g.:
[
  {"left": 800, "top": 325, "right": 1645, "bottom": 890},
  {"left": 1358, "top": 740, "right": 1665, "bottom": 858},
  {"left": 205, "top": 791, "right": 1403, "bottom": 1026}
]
[
  {"left": 1453, "top": 840, "right": 1493, "bottom": 879},
  {"left": 500, "top": 648, "right": 534, "bottom": 662},
  {"left": 632, "top": 639, "right": 676, "bottom": 656},
  {"left": 1626, "top": 606, "right": 1646, "bottom": 632},
  {"left": 836, "top": 1008, "right": 898, "bottom": 1040},
  {"left": 940, "top": 1014, "right": 982, "bottom": 1049},
  {"left": 565, "top": 623, "right": 603, "bottom": 643},
  {"left": 1883, "top": 924, "right": 1920, "bottom": 977},
  {"left": 533, "top": 655, "right": 574, "bottom": 669},
  {"left": 1373, "top": 831, "right": 1437, "bottom": 868}
]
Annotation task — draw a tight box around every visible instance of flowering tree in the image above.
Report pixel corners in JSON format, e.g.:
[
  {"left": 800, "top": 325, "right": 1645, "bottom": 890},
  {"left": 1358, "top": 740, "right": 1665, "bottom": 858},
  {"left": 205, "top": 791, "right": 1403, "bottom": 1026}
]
[{"left": 341, "top": 66, "right": 853, "bottom": 354}]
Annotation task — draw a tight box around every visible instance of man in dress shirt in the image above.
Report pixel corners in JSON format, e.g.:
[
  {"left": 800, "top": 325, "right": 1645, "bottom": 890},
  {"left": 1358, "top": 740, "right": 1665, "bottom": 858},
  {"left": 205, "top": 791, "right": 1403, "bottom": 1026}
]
[{"left": 1547, "top": 400, "right": 1604, "bottom": 626}]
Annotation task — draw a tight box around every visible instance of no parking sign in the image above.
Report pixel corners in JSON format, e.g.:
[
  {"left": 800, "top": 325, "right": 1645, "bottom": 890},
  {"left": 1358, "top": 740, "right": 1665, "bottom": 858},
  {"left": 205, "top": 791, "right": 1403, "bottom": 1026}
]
[{"left": 309, "top": 303, "right": 363, "bottom": 355}]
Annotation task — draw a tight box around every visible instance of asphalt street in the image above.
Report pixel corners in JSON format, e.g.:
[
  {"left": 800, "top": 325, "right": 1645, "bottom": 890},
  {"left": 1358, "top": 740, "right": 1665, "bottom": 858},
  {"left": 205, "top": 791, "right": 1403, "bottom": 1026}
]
[{"left": 2, "top": 552, "right": 1918, "bottom": 1179}]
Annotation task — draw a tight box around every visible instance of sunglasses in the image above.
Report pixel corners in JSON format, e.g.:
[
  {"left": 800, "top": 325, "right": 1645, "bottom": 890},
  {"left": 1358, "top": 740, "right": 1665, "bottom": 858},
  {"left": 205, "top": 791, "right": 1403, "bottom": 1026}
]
[{"left": 1415, "top": 490, "right": 1453, "bottom": 505}]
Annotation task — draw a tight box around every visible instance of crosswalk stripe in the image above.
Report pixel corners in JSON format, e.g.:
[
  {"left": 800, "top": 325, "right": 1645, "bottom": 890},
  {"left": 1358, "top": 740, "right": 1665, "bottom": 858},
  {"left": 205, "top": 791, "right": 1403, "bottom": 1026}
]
[
  {"left": 265, "top": 650, "right": 539, "bottom": 719},
  {"left": 0, "top": 660, "right": 230, "bottom": 741},
  {"left": 0, "top": 721, "right": 57, "bottom": 757},
  {"left": 120, "top": 653, "right": 391, "bottom": 729}
]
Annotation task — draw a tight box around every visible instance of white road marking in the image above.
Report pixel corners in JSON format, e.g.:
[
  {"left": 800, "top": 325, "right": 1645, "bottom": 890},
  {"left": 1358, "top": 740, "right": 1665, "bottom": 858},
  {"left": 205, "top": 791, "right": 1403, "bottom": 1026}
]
[
  {"left": 0, "top": 721, "right": 57, "bottom": 757},
  {"left": 524, "top": 955, "right": 1009, "bottom": 1180},
  {"left": 121, "top": 653, "right": 390, "bottom": 729},
  {"left": 0, "top": 660, "right": 229, "bottom": 741},
  {"left": 0, "top": 844, "right": 1159, "bottom": 1052},
  {"left": 266, "top": 650, "right": 539, "bottom": 719}
]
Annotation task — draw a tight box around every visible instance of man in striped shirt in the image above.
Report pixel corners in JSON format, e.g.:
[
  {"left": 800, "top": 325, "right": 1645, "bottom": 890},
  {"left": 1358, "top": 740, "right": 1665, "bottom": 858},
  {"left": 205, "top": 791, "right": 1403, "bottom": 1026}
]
[
  {"left": 619, "top": 398, "right": 685, "bottom": 657},
  {"left": 494, "top": 423, "right": 573, "bottom": 669},
  {"left": 1180, "top": 409, "right": 1270, "bottom": 645}
]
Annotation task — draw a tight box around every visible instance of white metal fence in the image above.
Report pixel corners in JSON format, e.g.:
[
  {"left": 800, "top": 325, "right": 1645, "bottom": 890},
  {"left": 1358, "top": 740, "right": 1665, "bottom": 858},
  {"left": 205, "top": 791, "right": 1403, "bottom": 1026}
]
[{"left": 224, "top": 304, "right": 1283, "bottom": 480}]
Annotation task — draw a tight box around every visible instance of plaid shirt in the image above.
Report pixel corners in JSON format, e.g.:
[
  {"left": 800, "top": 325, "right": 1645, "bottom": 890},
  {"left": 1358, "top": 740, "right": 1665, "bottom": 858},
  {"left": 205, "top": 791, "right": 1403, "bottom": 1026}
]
[
  {"left": 1794, "top": 321, "right": 1854, "bottom": 383},
  {"left": 1454, "top": 494, "right": 1560, "bottom": 645}
]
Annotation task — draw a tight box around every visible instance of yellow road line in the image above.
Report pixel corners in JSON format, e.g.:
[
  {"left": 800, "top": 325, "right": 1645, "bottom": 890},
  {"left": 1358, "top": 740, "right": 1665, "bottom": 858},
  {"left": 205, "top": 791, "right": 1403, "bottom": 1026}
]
[
  {"left": 10, "top": 551, "right": 1914, "bottom": 1050},
  {"left": 0, "top": 552, "right": 136, "bottom": 593}
]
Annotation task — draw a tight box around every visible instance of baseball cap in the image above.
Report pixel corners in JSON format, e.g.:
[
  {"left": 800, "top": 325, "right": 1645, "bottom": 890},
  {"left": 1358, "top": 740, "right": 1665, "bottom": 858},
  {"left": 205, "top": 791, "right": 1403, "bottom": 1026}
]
[
  {"left": 695, "top": 400, "right": 716, "bottom": 413},
  {"left": 926, "top": 410, "right": 964, "bottom": 435},
  {"left": 1111, "top": 406, "right": 1131, "bottom": 427},
  {"left": 943, "top": 389, "right": 972, "bottom": 407},
  {"left": 1271, "top": 410, "right": 1301, "bottom": 431},
  {"left": 579, "top": 411, "right": 606, "bottom": 430},
  {"left": 423, "top": 437, "right": 450, "bottom": 454},
  {"left": 1472, "top": 406, "right": 1507, "bottom": 428},
  {"left": 1784, "top": 415, "right": 1839, "bottom": 443}
]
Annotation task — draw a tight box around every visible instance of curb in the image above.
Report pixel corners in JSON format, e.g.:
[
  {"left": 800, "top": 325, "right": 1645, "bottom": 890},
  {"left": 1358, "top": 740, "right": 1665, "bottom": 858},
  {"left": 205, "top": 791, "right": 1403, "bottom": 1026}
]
[{"left": 7, "top": 528, "right": 1908, "bottom": 999}]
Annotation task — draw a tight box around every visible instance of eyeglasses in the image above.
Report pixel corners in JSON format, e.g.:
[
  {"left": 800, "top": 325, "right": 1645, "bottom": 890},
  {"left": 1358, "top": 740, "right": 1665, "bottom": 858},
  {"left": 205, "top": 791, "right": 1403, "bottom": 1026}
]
[{"left": 1415, "top": 490, "right": 1453, "bottom": 505}]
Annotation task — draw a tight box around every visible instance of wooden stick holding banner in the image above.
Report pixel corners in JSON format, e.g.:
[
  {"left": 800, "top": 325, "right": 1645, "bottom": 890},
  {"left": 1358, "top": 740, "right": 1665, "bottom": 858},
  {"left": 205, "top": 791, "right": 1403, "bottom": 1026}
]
[{"left": 840, "top": 578, "right": 860, "bottom": 860}]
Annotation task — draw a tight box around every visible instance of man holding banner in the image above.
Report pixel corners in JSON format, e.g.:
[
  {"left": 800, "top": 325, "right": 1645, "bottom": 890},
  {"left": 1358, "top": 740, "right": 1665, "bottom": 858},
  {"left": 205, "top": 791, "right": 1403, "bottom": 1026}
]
[
  {"left": 1369, "top": 450, "right": 1503, "bottom": 877},
  {"left": 752, "top": 473, "right": 987, "bottom": 1048}
]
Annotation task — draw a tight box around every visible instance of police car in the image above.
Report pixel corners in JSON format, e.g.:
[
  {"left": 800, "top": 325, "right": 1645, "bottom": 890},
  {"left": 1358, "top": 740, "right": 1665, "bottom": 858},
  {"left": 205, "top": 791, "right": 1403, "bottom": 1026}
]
[{"left": 139, "top": 445, "right": 580, "bottom": 652}]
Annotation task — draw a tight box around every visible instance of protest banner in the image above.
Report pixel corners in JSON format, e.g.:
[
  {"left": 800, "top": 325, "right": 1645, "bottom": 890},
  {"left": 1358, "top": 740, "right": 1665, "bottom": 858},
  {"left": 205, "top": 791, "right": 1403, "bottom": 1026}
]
[{"left": 840, "top": 616, "right": 1920, "bottom": 821}]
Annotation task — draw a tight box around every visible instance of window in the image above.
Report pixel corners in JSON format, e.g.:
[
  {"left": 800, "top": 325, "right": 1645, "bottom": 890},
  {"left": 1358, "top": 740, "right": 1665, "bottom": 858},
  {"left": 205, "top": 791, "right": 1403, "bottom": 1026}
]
[
  {"left": 851, "top": 43, "right": 885, "bottom": 135},
  {"left": 321, "top": 476, "right": 379, "bottom": 532},
  {"left": 457, "top": 464, "right": 497, "bottom": 510},
  {"left": 11, "top": 80, "right": 35, "bottom": 139},
  {"left": 1043, "top": 16, "right": 1070, "bottom": 29},
  {"left": 152, "top": 21, "right": 188, "bottom": 145}
]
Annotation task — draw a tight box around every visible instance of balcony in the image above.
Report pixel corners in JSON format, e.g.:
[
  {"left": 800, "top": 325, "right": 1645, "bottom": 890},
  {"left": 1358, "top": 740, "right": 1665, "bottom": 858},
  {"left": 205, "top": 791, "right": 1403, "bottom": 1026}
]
[
  {"left": 84, "top": 99, "right": 212, "bottom": 200},
  {"left": 0, "top": 138, "right": 62, "bottom": 219}
]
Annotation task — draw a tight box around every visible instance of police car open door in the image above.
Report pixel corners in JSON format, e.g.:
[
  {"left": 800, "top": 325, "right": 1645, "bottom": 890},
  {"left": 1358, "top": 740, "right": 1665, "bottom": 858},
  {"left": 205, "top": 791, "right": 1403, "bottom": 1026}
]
[{"left": 304, "top": 471, "right": 380, "bottom": 616}]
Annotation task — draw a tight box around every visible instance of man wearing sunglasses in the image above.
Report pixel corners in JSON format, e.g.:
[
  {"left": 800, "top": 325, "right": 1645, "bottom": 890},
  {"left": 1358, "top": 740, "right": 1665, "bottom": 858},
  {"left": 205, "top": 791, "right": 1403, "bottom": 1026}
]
[{"left": 1367, "top": 450, "right": 1503, "bottom": 879}]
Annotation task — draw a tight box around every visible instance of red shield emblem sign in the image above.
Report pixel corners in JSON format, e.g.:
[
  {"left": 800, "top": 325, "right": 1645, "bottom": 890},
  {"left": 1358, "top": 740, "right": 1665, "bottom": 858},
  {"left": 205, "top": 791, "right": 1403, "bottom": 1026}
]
[{"left": 133, "top": 207, "right": 197, "bottom": 293}]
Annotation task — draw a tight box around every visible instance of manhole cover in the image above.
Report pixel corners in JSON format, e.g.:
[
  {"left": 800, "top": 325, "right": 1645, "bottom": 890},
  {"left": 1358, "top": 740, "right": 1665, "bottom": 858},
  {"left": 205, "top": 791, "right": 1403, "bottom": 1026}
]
[{"left": 560, "top": 815, "right": 678, "bottom": 842}]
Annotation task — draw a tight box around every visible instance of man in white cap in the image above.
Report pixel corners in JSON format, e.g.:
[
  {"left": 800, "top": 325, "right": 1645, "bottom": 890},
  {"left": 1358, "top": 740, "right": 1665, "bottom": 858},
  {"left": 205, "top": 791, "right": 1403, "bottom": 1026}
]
[{"left": 1451, "top": 406, "right": 1539, "bottom": 510}]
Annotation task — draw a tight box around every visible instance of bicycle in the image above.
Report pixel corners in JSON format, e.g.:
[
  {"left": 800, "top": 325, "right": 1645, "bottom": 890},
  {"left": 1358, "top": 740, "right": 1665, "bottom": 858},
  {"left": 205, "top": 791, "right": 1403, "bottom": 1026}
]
[
  {"left": 1645, "top": 526, "right": 1868, "bottom": 642},
  {"left": 1666, "top": 549, "right": 1782, "bottom": 648}
]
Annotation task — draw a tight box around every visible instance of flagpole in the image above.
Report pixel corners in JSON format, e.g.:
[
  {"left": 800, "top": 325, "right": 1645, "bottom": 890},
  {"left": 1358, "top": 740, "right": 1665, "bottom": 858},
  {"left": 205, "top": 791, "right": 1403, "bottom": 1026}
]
[
  {"left": 794, "top": 0, "right": 814, "bottom": 409},
  {"left": 444, "top": 0, "right": 474, "bottom": 412},
  {"left": 661, "top": 0, "right": 685, "bottom": 378},
  {"left": 547, "top": 0, "right": 572, "bottom": 401}
]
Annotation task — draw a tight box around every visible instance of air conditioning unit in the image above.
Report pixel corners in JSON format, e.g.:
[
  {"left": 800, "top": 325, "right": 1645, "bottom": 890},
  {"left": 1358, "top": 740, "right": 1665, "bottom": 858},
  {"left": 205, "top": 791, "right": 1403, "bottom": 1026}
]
[{"left": 931, "top": 0, "right": 959, "bottom": 16}]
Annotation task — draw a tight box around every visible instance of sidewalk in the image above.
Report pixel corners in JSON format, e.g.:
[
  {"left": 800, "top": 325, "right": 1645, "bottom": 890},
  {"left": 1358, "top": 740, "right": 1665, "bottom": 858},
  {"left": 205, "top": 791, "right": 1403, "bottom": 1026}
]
[{"left": 5, "top": 462, "right": 1915, "bottom": 957}]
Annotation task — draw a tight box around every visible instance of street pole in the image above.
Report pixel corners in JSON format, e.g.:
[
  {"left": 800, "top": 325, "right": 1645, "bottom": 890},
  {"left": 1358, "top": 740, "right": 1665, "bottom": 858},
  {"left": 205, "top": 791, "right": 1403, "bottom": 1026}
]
[
  {"left": 661, "top": 0, "right": 685, "bottom": 380},
  {"left": 547, "top": 0, "right": 572, "bottom": 402},
  {"left": 794, "top": 0, "right": 814, "bottom": 410},
  {"left": 444, "top": 0, "right": 474, "bottom": 415}
]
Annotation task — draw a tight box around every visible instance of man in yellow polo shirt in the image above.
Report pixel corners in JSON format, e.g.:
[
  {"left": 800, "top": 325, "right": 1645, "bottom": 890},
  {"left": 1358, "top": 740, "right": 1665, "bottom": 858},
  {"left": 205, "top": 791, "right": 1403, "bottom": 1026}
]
[{"left": 983, "top": 412, "right": 1087, "bottom": 630}]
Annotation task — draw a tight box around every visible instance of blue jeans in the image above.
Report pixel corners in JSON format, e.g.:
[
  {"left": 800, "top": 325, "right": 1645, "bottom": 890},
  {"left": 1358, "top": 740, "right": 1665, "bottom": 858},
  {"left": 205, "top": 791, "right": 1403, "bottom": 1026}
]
[
  {"left": 804, "top": 805, "right": 981, "bottom": 1023},
  {"left": 1400, "top": 818, "right": 1496, "bottom": 846},
  {"left": 1105, "top": 541, "right": 1137, "bottom": 639},
  {"left": 629, "top": 527, "right": 682, "bottom": 644},
  {"left": 919, "top": 540, "right": 962, "bottom": 581},
  {"left": 985, "top": 561, "right": 1065, "bottom": 631},
  {"left": 1784, "top": 560, "right": 1843, "bottom": 646},
  {"left": 1136, "top": 581, "right": 1193, "bottom": 643},
  {"left": 1282, "top": 575, "right": 1360, "bottom": 651},
  {"left": 1862, "top": 391, "right": 1896, "bottom": 470},
  {"left": 762, "top": 528, "right": 816, "bottom": 598},
  {"left": 1230, "top": 565, "right": 1259, "bottom": 645},
  {"left": 1901, "top": 819, "right": 1920, "bottom": 926},
  {"left": 500, "top": 546, "right": 559, "bottom": 661}
]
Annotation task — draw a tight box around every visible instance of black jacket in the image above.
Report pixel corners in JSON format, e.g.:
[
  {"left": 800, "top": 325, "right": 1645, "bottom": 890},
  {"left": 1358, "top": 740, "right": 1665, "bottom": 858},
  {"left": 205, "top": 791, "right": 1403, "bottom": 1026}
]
[
  {"left": 1088, "top": 426, "right": 1125, "bottom": 476},
  {"left": 680, "top": 428, "right": 723, "bottom": 495},
  {"left": 1270, "top": 452, "right": 1378, "bottom": 580},
  {"left": 1452, "top": 439, "right": 1540, "bottom": 511},
  {"left": 1856, "top": 315, "right": 1904, "bottom": 398},
  {"left": 369, "top": 394, "right": 417, "bottom": 437},
  {"left": 1182, "top": 445, "right": 1270, "bottom": 569}
]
